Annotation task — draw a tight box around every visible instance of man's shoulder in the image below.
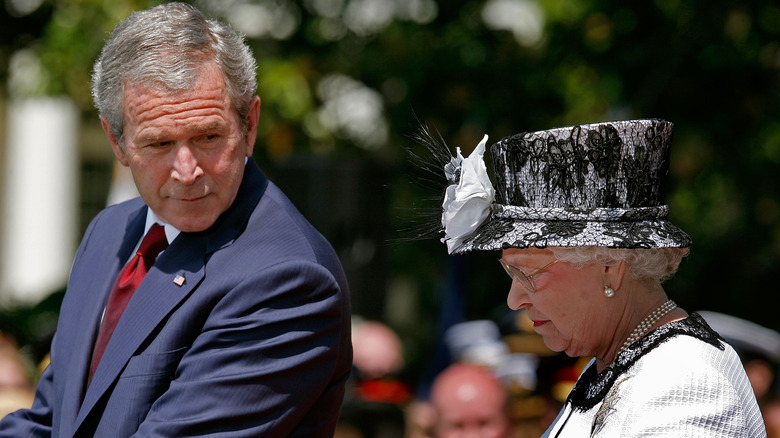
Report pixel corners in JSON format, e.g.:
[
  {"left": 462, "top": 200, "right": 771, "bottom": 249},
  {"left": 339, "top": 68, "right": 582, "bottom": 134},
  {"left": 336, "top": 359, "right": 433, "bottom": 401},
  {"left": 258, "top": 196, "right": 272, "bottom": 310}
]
[
  {"left": 242, "top": 181, "right": 344, "bottom": 270},
  {"left": 250, "top": 182, "right": 324, "bottom": 240},
  {"left": 93, "top": 197, "right": 147, "bottom": 224},
  {"left": 77, "top": 197, "right": 146, "bottom": 241}
]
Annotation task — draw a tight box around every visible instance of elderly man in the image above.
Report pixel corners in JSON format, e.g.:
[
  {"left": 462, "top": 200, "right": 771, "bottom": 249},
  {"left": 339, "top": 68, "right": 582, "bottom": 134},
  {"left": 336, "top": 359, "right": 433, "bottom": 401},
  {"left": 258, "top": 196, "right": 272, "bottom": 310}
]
[
  {"left": 0, "top": 3, "right": 351, "bottom": 436},
  {"left": 430, "top": 363, "right": 511, "bottom": 438}
]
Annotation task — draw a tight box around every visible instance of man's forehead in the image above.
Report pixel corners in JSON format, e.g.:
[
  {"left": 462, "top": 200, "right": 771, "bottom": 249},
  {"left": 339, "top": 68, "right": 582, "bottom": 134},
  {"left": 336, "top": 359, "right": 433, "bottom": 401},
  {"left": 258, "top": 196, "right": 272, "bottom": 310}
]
[
  {"left": 123, "top": 77, "right": 231, "bottom": 122},
  {"left": 122, "top": 62, "right": 229, "bottom": 102}
]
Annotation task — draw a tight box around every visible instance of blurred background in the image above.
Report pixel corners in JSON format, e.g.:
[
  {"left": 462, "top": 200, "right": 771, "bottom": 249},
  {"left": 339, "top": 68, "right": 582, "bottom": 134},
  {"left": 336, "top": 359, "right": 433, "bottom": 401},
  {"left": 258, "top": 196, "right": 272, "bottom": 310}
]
[{"left": 2, "top": 0, "right": 780, "bottom": 435}]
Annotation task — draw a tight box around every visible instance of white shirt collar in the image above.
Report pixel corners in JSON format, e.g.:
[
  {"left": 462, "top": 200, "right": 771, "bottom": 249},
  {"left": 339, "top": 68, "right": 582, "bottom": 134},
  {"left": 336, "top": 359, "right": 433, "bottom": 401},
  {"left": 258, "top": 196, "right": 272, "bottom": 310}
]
[{"left": 144, "top": 208, "right": 180, "bottom": 245}]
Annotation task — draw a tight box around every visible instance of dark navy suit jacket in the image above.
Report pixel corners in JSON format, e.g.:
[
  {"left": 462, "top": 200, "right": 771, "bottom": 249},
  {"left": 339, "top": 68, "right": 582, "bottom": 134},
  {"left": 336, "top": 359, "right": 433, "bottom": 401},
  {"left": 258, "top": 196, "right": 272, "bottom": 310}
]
[{"left": 0, "top": 160, "right": 352, "bottom": 437}]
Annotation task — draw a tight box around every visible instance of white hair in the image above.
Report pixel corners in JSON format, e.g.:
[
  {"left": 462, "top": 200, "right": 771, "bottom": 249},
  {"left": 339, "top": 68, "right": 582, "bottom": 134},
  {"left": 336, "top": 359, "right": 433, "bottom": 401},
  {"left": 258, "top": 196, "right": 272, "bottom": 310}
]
[
  {"left": 549, "top": 247, "right": 689, "bottom": 282},
  {"left": 91, "top": 2, "right": 257, "bottom": 145}
]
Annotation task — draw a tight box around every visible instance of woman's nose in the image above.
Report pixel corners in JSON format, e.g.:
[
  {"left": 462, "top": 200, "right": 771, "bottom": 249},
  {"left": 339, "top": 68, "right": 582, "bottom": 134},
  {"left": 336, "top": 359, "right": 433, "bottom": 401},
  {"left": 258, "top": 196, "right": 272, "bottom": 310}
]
[{"left": 506, "top": 281, "right": 531, "bottom": 310}]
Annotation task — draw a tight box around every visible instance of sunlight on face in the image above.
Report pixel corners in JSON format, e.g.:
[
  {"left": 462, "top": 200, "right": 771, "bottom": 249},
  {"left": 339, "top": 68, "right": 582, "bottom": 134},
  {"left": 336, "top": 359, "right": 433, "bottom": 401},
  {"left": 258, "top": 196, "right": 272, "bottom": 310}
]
[
  {"left": 107, "top": 63, "right": 259, "bottom": 232},
  {"left": 501, "top": 248, "right": 610, "bottom": 358}
]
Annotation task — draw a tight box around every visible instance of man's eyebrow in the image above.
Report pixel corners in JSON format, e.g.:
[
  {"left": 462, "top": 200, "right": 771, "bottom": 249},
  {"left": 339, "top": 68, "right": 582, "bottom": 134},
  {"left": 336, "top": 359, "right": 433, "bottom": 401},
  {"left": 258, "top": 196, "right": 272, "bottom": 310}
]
[
  {"left": 136, "top": 120, "right": 228, "bottom": 143},
  {"left": 136, "top": 132, "right": 166, "bottom": 144},
  {"left": 196, "top": 121, "right": 227, "bottom": 133}
]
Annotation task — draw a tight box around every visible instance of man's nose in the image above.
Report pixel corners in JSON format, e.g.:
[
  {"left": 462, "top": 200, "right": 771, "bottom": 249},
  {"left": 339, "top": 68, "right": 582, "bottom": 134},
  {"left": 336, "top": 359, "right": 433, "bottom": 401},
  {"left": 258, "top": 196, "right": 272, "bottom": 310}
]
[{"left": 171, "top": 145, "right": 204, "bottom": 184}]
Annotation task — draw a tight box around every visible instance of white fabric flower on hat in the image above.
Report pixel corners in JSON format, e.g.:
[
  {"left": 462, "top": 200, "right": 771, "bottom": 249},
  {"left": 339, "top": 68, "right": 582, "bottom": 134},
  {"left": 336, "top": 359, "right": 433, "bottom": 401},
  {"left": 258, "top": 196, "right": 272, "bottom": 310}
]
[{"left": 441, "top": 135, "right": 495, "bottom": 253}]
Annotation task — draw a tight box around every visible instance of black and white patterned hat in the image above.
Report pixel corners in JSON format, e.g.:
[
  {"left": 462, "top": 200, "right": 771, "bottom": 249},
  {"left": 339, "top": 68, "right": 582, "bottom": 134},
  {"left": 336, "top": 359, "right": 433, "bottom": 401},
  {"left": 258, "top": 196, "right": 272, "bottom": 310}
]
[{"left": 437, "top": 119, "right": 692, "bottom": 255}]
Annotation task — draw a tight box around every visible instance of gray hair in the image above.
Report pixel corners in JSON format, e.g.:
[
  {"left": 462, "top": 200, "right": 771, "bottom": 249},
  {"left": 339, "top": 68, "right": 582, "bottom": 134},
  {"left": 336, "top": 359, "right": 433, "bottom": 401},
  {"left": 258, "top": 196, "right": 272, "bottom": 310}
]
[
  {"left": 549, "top": 247, "right": 689, "bottom": 283},
  {"left": 91, "top": 2, "right": 258, "bottom": 145}
]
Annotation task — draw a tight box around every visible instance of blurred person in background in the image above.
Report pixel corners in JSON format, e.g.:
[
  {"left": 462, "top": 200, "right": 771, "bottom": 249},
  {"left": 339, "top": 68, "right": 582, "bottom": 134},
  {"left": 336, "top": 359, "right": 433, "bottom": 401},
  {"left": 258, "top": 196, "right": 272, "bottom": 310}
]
[
  {"left": 336, "top": 319, "right": 410, "bottom": 438},
  {"left": 413, "top": 119, "right": 765, "bottom": 436},
  {"left": 0, "top": 3, "right": 351, "bottom": 436},
  {"left": 351, "top": 319, "right": 412, "bottom": 404},
  {"left": 405, "top": 401, "right": 436, "bottom": 438},
  {"left": 495, "top": 310, "right": 573, "bottom": 437},
  {"left": 429, "top": 363, "right": 510, "bottom": 438},
  {"left": 0, "top": 334, "right": 34, "bottom": 418}
]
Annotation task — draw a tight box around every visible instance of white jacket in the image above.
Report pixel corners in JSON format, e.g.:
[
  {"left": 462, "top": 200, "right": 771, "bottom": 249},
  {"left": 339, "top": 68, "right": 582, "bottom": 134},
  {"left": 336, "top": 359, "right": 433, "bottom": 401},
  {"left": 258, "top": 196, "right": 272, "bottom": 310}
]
[{"left": 543, "top": 313, "right": 766, "bottom": 437}]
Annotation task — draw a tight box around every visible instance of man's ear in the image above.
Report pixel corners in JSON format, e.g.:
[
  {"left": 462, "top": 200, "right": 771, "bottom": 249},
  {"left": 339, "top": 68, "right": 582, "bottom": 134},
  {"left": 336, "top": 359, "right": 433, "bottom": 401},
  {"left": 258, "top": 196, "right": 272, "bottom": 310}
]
[
  {"left": 101, "top": 115, "right": 129, "bottom": 167},
  {"left": 243, "top": 96, "right": 261, "bottom": 157}
]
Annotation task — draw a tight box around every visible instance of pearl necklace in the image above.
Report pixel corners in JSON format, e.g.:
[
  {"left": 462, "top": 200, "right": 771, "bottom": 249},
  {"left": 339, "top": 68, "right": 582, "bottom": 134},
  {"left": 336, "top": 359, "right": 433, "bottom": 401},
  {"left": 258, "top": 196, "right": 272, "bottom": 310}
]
[{"left": 620, "top": 300, "right": 677, "bottom": 352}]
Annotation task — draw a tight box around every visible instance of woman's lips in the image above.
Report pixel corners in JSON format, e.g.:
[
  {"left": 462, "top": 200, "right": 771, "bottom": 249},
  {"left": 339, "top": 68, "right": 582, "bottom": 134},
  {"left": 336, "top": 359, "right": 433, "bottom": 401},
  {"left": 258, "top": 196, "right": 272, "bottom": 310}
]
[{"left": 532, "top": 320, "right": 548, "bottom": 328}]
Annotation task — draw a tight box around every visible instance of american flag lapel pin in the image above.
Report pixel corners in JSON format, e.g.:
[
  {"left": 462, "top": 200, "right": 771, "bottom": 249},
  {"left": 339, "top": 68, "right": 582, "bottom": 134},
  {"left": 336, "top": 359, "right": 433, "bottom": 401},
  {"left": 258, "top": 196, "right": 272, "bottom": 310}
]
[{"left": 173, "top": 274, "right": 186, "bottom": 287}]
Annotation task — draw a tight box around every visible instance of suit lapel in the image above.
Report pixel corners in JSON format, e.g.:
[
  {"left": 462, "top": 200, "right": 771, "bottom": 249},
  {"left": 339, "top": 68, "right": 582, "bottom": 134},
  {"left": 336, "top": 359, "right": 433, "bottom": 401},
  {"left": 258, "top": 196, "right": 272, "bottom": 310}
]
[
  {"left": 58, "top": 206, "right": 146, "bottom": 437},
  {"left": 77, "top": 234, "right": 208, "bottom": 424}
]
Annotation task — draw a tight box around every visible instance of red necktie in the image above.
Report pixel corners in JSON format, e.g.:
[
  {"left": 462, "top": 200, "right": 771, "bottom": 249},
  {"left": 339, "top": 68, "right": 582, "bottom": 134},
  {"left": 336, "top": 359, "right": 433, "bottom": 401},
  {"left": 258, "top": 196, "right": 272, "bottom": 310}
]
[{"left": 89, "top": 223, "right": 168, "bottom": 383}]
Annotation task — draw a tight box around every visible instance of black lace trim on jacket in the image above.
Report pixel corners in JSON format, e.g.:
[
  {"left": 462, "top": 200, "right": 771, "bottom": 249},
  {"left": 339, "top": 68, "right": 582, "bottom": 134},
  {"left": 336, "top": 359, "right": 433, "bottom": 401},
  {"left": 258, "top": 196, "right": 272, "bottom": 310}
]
[{"left": 567, "top": 312, "right": 724, "bottom": 412}]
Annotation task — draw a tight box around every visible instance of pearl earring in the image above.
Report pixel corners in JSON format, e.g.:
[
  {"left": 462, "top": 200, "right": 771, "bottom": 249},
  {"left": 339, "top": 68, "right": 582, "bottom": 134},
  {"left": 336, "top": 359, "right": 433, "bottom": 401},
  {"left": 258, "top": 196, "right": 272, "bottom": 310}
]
[{"left": 604, "top": 285, "right": 615, "bottom": 298}]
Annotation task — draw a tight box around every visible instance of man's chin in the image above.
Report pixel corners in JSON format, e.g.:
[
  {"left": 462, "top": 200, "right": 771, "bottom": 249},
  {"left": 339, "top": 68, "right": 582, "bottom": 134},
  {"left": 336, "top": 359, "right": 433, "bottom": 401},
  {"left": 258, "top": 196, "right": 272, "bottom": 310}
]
[
  {"left": 154, "top": 209, "right": 220, "bottom": 233},
  {"left": 172, "top": 217, "right": 218, "bottom": 233}
]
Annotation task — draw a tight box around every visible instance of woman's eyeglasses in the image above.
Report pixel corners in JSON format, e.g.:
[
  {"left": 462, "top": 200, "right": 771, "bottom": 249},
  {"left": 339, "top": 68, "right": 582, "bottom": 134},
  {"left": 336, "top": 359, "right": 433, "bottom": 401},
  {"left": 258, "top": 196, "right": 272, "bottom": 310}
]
[{"left": 498, "top": 259, "right": 559, "bottom": 293}]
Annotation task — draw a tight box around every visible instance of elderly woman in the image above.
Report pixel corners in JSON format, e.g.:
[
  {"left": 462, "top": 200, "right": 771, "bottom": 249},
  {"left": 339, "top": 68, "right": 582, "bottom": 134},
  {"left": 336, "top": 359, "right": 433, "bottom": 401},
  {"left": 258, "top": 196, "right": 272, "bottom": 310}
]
[{"left": 422, "top": 119, "right": 765, "bottom": 437}]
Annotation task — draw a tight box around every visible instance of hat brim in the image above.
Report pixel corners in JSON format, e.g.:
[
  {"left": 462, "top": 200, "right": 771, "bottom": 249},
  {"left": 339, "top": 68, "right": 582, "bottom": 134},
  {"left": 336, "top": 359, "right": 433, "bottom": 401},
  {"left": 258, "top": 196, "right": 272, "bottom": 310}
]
[{"left": 452, "top": 216, "right": 692, "bottom": 254}]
